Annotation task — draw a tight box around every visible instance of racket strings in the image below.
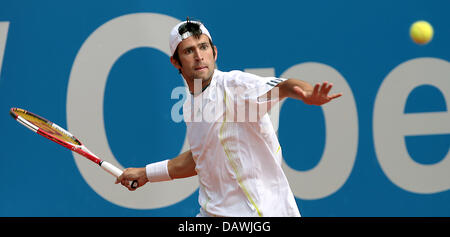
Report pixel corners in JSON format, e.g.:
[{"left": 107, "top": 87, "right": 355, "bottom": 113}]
[{"left": 14, "top": 110, "right": 81, "bottom": 146}]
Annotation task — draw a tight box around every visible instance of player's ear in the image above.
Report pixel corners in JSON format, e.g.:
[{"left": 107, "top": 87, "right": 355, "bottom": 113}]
[
  {"left": 170, "top": 56, "right": 181, "bottom": 70},
  {"left": 213, "top": 45, "right": 218, "bottom": 61}
]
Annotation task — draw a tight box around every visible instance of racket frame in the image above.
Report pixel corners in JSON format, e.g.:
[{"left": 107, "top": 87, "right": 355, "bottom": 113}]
[{"left": 10, "top": 108, "right": 136, "bottom": 187}]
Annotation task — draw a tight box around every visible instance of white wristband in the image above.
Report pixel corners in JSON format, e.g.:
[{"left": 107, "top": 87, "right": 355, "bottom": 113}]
[{"left": 146, "top": 160, "right": 172, "bottom": 182}]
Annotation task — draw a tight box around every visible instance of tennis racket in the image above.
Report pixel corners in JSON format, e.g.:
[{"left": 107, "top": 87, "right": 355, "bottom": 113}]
[{"left": 10, "top": 107, "right": 138, "bottom": 189}]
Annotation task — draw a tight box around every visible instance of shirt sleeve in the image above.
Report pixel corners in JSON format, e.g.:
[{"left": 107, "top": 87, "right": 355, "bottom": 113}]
[{"left": 223, "top": 70, "right": 287, "bottom": 121}]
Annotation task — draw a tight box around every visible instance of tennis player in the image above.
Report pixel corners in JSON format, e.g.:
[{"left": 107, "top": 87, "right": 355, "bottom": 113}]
[{"left": 116, "top": 18, "right": 342, "bottom": 217}]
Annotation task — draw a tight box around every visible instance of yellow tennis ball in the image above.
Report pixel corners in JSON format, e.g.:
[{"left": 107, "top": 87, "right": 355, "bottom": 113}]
[{"left": 410, "top": 20, "right": 434, "bottom": 45}]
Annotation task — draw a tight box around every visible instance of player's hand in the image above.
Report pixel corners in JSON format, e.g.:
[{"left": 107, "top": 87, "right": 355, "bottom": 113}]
[
  {"left": 116, "top": 167, "right": 149, "bottom": 191},
  {"left": 293, "top": 81, "right": 342, "bottom": 106}
]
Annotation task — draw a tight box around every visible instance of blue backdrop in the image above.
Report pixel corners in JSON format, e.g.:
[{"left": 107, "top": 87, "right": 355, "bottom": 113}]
[{"left": 0, "top": 0, "right": 449, "bottom": 216}]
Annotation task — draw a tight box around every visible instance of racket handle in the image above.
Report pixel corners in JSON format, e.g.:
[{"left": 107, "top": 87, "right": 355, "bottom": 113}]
[{"left": 100, "top": 161, "right": 138, "bottom": 189}]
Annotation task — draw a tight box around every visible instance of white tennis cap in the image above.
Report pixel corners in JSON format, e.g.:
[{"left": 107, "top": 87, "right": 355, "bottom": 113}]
[{"left": 169, "top": 20, "right": 212, "bottom": 56}]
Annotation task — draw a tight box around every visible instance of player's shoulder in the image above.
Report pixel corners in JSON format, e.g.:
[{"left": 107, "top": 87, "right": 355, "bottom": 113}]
[
  {"left": 223, "top": 69, "right": 258, "bottom": 79},
  {"left": 217, "top": 70, "right": 262, "bottom": 88}
]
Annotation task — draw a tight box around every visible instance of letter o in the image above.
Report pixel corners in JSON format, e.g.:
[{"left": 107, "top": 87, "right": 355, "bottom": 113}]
[{"left": 280, "top": 62, "right": 358, "bottom": 200}]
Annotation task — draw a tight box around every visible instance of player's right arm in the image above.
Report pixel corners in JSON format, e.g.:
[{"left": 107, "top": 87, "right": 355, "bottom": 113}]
[
  {"left": 116, "top": 150, "right": 196, "bottom": 191},
  {"left": 167, "top": 150, "right": 197, "bottom": 179}
]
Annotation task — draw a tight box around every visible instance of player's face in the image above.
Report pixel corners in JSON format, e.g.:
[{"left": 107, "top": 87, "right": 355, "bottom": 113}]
[{"left": 172, "top": 34, "right": 217, "bottom": 87}]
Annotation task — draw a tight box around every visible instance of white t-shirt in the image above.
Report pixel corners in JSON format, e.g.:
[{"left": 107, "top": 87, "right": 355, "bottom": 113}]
[{"left": 183, "top": 69, "right": 300, "bottom": 217}]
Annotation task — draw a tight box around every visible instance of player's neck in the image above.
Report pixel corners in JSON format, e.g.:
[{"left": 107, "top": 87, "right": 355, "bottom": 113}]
[{"left": 185, "top": 73, "right": 214, "bottom": 95}]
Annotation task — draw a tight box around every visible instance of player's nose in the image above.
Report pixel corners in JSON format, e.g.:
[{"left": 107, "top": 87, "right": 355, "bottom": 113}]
[{"left": 193, "top": 48, "right": 203, "bottom": 61}]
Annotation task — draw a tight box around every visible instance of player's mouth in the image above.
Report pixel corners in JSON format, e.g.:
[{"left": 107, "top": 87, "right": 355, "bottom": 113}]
[{"left": 194, "top": 65, "right": 208, "bottom": 71}]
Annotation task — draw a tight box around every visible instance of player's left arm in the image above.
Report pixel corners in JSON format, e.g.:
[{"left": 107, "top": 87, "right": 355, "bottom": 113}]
[{"left": 276, "top": 79, "right": 342, "bottom": 105}]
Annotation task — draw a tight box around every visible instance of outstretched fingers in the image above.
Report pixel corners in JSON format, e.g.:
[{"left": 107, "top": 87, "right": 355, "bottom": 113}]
[
  {"left": 328, "top": 93, "right": 343, "bottom": 100},
  {"left": 313, "top": 83, "right": 320, "bottom": 96},
  {"left": 318, "top": 82, "right": 342, "bottom": 101},
  {"left": 318, "top": 81, "right": 328, "bottom": 95},
  {"left": 322, "top": 82, "right": 333, "bottom": 95}
]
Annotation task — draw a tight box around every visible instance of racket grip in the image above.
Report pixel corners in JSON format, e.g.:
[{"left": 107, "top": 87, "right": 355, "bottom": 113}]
[{"left": 100, "top": 161, "right": 138, "bottom": 189}]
